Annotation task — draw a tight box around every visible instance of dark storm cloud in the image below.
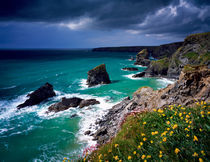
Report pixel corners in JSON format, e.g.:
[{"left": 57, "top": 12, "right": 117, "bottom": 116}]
[{"left": 0, "top": 0, "right": 209, "bottom": 36}]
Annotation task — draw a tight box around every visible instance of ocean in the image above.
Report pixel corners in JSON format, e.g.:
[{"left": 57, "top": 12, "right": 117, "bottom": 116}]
[{"left": 0, "top": 49, "right": 174, "bottom": 161}]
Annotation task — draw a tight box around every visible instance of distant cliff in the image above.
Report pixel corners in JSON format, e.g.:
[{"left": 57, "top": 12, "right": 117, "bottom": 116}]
[
  {"left": 145, "top": 32, "right": 210, "bottom": 78},
  {"left": 92, "top": 42, "right": 183, "bottom": 59}
]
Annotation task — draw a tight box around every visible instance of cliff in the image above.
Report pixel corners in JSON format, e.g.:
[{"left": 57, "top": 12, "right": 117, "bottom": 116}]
[
  {"left": 145, "top": 32, "right": 210, "bottom": 78},
  {"left": 93, "top": 65, "right": 210, "bottom": 145},
  {"left": 92, "top": 42, "right": 183, "bottom": 59}
]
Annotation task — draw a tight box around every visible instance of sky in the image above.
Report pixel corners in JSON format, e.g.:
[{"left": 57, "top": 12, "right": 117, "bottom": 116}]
[{"left": 0, "top": 0, "right": 210, "bottom": 49}]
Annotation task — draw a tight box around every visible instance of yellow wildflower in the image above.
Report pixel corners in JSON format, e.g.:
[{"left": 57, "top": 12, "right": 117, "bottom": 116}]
[
  {"left": 170, "top": 131, "right": 174, "bottom": 136},
  {"left": 151, "top": 132, "right": 155, "bottom": 135},
  {"left": 128, "top": 156, "right": 132, "bottom": 160},
  {"left": 159, "top": 154, "right": 162, "bottom": 158},
  {"left": 147, "top": 155, "right": 151, "bottom": 159},
  {"left": 160, "top": 151, "right": 163, "bottom": 154},
  {"left": 167, "top": 128, "right": 170, "bottom": 131},
  {"left": 186, "top": 134, "right": 189, "bottom": 137},
  {"left": 114, "top": 156, "right": 119, "bottom": 160},
  {"left": 199, "top": 128, "right": 203, "bottom": 132},
  {"left": 108, "top": 149, "right": 112, "bottom": 153},
  {"left": 153, "top": 109, "right": 157, "bottom": 112},
  {"left": 83, "top": 158, "right": 86, "bottom": 161},
  {"left": 189, "top": 121, "right": 192, "bottom": 124},
  {"left": 118, "top": 160, "right": 122, "bottom": 162},
  {"left": 201, "top": 150, "right": 206, "bottom": 156},
  {"left": 186, "top": 115, "right": 190, "bottom": 118},
  {"left": 163, "top": 137, "right": 167, "bottom": 142},
  {"left": 200, "top": 111, "right": 204, "bottom": 115},
  {"left": 143, "top": 137, "right": 147, "bottom": 141},
  {"left": 185, "top": 128, "right": 189, "bottom": 131},
  {"left": 150, "top": 140, "right": 153, "bottom": 143},
  {"left": 158, "top": 109, "right": 163, "bottom": 113},
  {"left": 166, "top": 121, "right": 170, "bottom": 124},
  {"left": 172, "top": 124, "right": 178, "bottom": 129},
  {"left": 192, "top": 152, "right": 198, "bottom": 157},
  {"left": 143, "top": 122, "right": 147, "bottom": 125},
  {"left": 141, "top": 155, "right": 146, "bottom": 159},
  {"left": 133, "top": 151, "right": 136, "bottom": 155},
  {"left": 115, "top": 144, "right": 119, "bottom": 148},
  {"left": 140, "top": 142, "right": 143, "bottom": 146},
  {"left": 141, "top": 133, "right": 145, "bottom": 136},
  {"left": 144, "top": 160, "right": 147, "bottom": 162},
  {"left": 138, "top": 145, "right": 141, "bottom": 149},
  {"left": 175, "top": 148, "right": 180, "bottom": 154},
  {"left": 193, "top": 135, "right": 198, "bottom": 141},
  {"left": 179, "top": 113, "right": 182, "bottom": 117},
  {"left": 64, "top": 157, "right": 67, "bottom": 160},
  {"left": 199, "top": 158, "right": 204, "bottom": 162}
]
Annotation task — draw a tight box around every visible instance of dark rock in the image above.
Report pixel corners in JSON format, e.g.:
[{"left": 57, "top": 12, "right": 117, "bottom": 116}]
[
  {"left": 17, "top": 83, "right": 56, "bottom": 109},
  {"left": 132, "top": 72, "right": 145, "bottom": 78},
  {"left": 122, "top": 67, "right": 138, "bottom": 71},
  {"left": 48, "top": 97, "right": 83, "bottom": 112},
  {"left": 87, "top": 64, "right": 111, "bottom": 87},
  {"left": 79, "top": 99, "right": 100, "bottom": 108},
  {"left": 70, "top": 114, "right": 78, "bottom": 118},
  {"left": 84, "top": 130, "right": 91, "bottom": 135},
  {"left": 134, "top": 49, "right": 151, "bottom": 66}
]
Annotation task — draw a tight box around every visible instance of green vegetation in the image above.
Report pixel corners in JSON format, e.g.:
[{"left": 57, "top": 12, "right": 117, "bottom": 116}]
[
  {"left": 183, "top": 52, "right": 198, "bottom": 61},
  {"left": 199, "top": 52, "right": 210, "bottom": 64},
  {"left": 150, "top": 57, "right": 169, "bottom": 74},
  {"left": 92, "top": 64, "right": 106, "bottom": 72},
  {"left": 82, "top": 102, "right": 209, "bottom": 162}
]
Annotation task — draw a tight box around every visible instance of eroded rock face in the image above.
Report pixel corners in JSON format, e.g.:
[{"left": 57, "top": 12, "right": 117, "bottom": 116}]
[
  {"left": 93, "top": 66, "right": 210, "bottom": 145},
  {"left": 48, "top": 97, "right": 100, "bottom": 113},
  {"left": 87, "top": 64, "right": 111, "bottom": 87},
  {"left": 17, "top": 83, "right": 56, "bottom": 109},
  {"left": 134, "top": 49, "right": 151, "bottom": 66},
  {"left": 122, "top": 67, "right": 138, "bottom": 71}
]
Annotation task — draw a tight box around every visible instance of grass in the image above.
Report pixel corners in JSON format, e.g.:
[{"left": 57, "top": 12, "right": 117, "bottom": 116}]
[
  {"left": 77, "top": 101, "right": 210, "bottom": 162},
  {"left": 183, "top": 52, "right": 198, "bottom": 61},
  {"left": 200, "top": 52, "right": 210, "bottom": 64}
]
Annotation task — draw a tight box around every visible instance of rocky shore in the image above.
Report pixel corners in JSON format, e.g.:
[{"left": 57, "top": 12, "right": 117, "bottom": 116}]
[{"left": 92, "top": 65, "right": 210, "bottom": 145}]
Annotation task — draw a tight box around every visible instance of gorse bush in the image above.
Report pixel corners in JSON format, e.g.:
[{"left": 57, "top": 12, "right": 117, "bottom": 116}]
[{"left": 81, "top": 101, "right": 210, "bottom": 162}]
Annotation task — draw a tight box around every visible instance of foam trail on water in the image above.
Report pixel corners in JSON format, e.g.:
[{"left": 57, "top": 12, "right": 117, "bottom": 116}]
[
  {"left": 0, "top": 85, "right": 16, "bottom": 90},
  {"left": 79, "top": 79, "right": 102, "bottom": 90}
]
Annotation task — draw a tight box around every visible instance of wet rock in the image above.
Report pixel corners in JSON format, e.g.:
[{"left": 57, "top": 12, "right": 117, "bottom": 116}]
[
  {"left": 17, "top": 83, "right": 56, "bottom": 109},
  {"left": 84, "top": 130, "right": 91, "bottom": 135},
  {"left": 79, "top": 99, "right": 100, "bottom": 108},
  {"left": 132, "top": 72, "right": 145, "bottom": 78},
  {"left": 122, "top": 67, "right": 138, "bottom": 71},
  {"left": 70, "top": 114, "right": 78, "bottom": 118},
  {"left": 87, "top": 64, "right": 111, "bottom": 87}
]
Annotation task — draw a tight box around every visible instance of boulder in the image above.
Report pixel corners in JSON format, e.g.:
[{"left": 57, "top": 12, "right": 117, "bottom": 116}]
[
  {"left": 48, "top": 97, "right": 83, "bottom": 112},
  {"left": 122, "top": 67, "right": 138, "bottom": 71},
  {"left": 48, "top": 97, "right": 100, "bottom": 112},
  {"left": 17, "top": 83, "right": 56, "bottom": 109},
  {"left": 79, "top": 99, "right": 100, "bottom": 108},
  {"left": 132, "top": 72, "right": 146, "bottom": 78},
  {"left": 87, "top": 64, "right": 111, "bottom": 87}
]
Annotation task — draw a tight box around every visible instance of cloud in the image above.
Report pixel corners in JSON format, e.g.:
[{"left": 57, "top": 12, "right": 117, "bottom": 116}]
[{"left": 0, "top": 0, "right": 209, "bottom": 37}]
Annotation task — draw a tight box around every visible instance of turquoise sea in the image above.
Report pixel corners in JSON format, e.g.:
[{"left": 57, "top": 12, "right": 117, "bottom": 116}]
[{"left": 0, "top": 50, "right": 174, "bottom": 161}]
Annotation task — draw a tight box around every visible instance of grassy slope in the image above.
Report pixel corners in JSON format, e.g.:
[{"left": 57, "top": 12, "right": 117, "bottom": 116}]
[{"left": 84, "top": 102, "right": 210, "bottom": 162}]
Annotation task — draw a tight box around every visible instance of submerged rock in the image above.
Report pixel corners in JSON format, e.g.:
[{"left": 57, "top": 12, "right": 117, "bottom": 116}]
[
  {"left": 87, "top": 64, "right": 111, "bottom": 87},
  {"left": 17, "top": 83, "right": 56, "bottom": 109},
  {"left": 122, "top": 67, "right": 138, "bottom": 71},
  {"left": 48, "top": 97, "right": 100, "bottom": 113},
  {"left": 132, "top": 72, "right": 146, "bottom": 78}
]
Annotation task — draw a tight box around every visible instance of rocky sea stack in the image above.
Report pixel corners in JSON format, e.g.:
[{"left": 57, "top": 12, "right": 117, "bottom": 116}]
[
  {"left": 17, "top": 83, "right": 56, "bottom": 109},
  {"left": 87, "top": 64, "right": 111, "bottom": 87},
  {"left": 134, "top": 49, "right": 150, "bottom": 66}
]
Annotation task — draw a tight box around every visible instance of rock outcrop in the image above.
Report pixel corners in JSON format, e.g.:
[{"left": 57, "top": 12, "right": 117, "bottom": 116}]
[
  {"left": 121, "top": 67, "right": 138, "bottom": 71},
  {"left": 87, "top": 64, "right": 111, "bottom": 87},
  {"left": 48, "top": 97, "right": 100, "bottom": 112},
  {"left": 17, "top": 83, "right": 56, "bottom": 109},
  {"left": 167, "top": 32, "right": 210, "bottom": 78},
  {"left": 93, "top": 65, "right": 210, "bottom": 145},
  {"left": 134, "top": 49, "right": 151, "bottom": 66},
  {"left": 145, "top": 57, "right": 169, "bottom": 77},
  {"left": 132, "top": 72, "right": 146, "bottom": 78}
]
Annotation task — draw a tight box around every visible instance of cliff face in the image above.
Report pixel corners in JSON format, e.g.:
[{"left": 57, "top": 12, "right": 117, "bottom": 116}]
[
  {"left": 145, "top": 32, "right": 210, "bottom": 78},
  {"left": 167, "top": 32, "right": 210, "bottom": 78},
  {"left": 92, "top": 42, "right": 183, "bottom": 59},
  {"left": 93, "top": 65, "right": 210, "bottom": 145}
]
